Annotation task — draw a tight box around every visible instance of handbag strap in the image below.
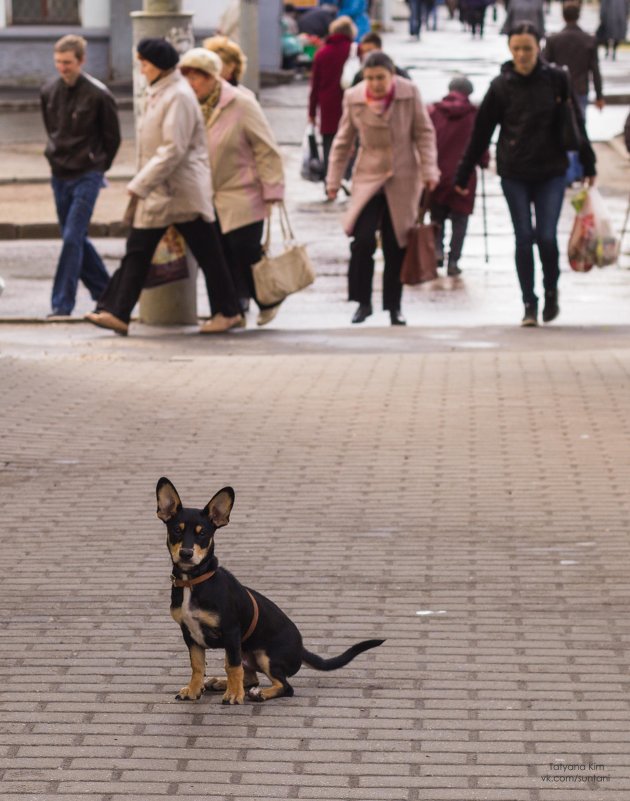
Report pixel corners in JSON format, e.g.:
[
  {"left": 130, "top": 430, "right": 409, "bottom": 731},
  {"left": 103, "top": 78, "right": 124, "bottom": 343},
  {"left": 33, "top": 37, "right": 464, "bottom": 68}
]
[
  {"left": 417, "top": 191, "right": 431, "bottom": 224},
  {"left": 261, "top": 202, "right": 297, "bottom": 254},
  {"left": 278, "top": 201, "right": 296, "bottom": 243}
]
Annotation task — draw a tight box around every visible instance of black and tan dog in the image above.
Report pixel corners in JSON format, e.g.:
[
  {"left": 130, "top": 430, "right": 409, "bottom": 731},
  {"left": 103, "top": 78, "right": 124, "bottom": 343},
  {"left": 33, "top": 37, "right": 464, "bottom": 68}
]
[{"left": 157, "top": 477, "right": 384, "bottom": 704}]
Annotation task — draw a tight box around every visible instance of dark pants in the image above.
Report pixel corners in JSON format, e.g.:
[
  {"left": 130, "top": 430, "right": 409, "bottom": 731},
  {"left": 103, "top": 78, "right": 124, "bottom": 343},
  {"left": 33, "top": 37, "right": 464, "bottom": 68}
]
[
  {"left": 348, "top": 192, "right": 406, "bottom": 312},
  {"left": 97, "top": 217, "right": 240, "bottom": 323},
  {"left": 431, "top": 204, "right": 469, "bottom": 268},
  {"left": 322, "top": 133, "right": 335, "bottom": 184},
  {"left": 218, "top": 219, "right": 275, "bottom": 310},
  {"left": 468, "top": 6, "right": 487, "bottom": 36},
  {"left": 500, "top": 175, "right": 566, "bottom": 305},
  {"left": 51, "top": 170, "right": 110, "bottom": 314}
]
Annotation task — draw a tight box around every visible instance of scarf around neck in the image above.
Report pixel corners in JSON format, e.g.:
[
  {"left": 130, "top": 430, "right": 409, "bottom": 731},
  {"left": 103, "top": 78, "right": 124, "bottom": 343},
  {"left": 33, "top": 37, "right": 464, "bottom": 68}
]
[
  {"left": 199, "top": 81, "right": 222, "bottom": 123},
  {"left": 365, "top": 82, "right": 396, "bottom": 116}
]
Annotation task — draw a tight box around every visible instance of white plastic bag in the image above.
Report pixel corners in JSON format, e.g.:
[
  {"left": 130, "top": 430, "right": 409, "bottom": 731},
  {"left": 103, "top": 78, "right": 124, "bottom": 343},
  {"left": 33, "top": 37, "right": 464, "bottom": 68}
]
[{"left": 568, "top": 187, "right": 619, "bottom": 272}]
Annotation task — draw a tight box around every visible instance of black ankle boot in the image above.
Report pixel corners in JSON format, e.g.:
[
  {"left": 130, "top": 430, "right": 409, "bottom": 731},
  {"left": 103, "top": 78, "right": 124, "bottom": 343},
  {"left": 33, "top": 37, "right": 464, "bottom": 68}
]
[
  {"left": 352, "top": 303, "right": 372, "bottom": 324},
  {"left": 542, "top": 290, "right": 559, "bottom": 323},
  {"left": 390, "top": 309, "right": 407, "bottom": 326},
  {"left": 521, "top": 302, "right": 538, "bottom": 327}
]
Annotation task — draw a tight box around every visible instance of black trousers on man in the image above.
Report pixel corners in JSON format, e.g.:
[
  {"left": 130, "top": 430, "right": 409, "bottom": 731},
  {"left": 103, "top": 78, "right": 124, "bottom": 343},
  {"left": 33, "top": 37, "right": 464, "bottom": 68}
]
[
  {"left": 97, "top": 217, "right": 240, "bottom": 323},
  {"left": 348, "top": 192, "right": 406, "bottom": 312}
]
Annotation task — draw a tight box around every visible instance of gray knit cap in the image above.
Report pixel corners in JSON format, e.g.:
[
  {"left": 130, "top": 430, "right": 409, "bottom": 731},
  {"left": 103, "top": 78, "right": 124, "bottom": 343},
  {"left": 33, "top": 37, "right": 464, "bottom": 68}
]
[{"left": 448, "top": 75, "right": 474, "bottom": 96}]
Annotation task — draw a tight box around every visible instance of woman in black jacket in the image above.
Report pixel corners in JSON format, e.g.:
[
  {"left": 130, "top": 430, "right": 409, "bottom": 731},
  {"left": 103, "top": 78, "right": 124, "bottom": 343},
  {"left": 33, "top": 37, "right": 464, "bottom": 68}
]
[{"left": 455, "top": 22, "right": 596, "bottom": 327}]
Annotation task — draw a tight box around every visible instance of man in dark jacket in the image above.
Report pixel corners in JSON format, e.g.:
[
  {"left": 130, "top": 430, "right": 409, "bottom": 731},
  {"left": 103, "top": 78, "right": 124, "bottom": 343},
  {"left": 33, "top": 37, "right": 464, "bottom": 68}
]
[
  {"left": 543, "top": 2, "right": 604, "bottom": 111},
  {"left": 543, "top": 2, "right": 603, "bottom": 184},
  {"left": 41, "top": 35, "right": 121, "bottom": 317}
]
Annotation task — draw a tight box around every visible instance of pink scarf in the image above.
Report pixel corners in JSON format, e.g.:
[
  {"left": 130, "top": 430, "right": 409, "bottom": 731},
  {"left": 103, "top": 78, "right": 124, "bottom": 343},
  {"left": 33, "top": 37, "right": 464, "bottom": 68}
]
[{"left": 365, "top": 82, "right": 396, "bottom": 116}]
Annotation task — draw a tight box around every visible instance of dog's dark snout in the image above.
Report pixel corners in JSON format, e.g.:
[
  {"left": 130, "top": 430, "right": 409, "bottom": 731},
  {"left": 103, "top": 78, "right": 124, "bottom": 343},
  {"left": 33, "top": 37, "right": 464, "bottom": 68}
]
[{"left": 179, "top": 548, "right": 194, "bottom": 560}]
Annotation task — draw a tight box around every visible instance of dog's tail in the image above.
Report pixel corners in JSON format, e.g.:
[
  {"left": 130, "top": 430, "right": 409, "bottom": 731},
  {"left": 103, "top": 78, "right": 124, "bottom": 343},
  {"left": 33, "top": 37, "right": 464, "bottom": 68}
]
[{"left": 302, "top": 639, "right": 385, "bottom": 671}]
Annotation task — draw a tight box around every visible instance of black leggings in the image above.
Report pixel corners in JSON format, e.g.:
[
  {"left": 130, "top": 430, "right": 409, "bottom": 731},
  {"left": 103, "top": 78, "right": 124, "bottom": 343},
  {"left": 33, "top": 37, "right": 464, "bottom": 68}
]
[
  {"left": 348, "top": 192, "right": 406, "bottom": 312},
  {"left": 97, "top": 217, "right": 240, "bottom": 323},
  {"left": 217, "top": 219, "right": 276, "bottom": 310}
]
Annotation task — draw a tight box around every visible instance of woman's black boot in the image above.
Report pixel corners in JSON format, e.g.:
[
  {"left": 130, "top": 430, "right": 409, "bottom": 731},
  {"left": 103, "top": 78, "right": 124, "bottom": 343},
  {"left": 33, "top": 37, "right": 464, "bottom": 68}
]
[
  {"left": 352, "top": 303, "right": 372, "bottom": 324},
  {"left": 390, "top": 309, "right": 407, "bottom": 326}
]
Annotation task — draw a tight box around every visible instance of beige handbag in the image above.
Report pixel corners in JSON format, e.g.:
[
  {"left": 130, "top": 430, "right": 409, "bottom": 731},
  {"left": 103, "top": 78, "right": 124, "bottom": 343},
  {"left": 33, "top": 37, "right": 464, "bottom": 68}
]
[{"left": 252, "top": 203, "right": 315, "bottom": 306}]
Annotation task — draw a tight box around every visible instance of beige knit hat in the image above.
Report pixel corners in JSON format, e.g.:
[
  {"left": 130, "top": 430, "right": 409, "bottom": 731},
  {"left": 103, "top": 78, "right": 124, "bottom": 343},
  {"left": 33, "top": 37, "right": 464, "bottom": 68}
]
[{"left": 179, "top": 47, "right": 222, "bottom": 77}]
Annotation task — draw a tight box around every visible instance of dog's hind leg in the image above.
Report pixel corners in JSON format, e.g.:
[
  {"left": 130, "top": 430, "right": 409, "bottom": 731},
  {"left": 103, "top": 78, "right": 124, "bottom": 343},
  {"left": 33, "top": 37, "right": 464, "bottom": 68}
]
[{"left": 247, "top": 651, "right": 294, "bottom": 702}]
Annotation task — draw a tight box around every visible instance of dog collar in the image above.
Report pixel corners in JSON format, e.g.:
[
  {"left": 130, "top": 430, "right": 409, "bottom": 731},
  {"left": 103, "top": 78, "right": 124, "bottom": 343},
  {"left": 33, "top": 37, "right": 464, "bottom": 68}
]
[{"left": 170, "top": 569, "right": 216, "bottom": 589}]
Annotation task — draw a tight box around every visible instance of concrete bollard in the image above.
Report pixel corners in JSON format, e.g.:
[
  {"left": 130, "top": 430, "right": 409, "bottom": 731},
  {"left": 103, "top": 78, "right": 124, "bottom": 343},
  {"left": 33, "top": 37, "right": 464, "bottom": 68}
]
[{"left": 131, "top": 0, "right": 198, "bottom": 325}]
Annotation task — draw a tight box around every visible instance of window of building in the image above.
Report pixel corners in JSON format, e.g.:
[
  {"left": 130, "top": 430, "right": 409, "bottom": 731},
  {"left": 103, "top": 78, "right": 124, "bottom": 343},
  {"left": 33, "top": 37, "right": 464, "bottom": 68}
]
[{"left": 11, "top": 0, "right": 80, "bottom": 25}]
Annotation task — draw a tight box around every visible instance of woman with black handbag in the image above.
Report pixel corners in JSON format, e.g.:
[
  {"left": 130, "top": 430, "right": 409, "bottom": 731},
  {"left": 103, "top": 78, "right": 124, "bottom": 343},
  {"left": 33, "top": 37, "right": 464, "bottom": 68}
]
[{"left": 455, "top": 22, "right": 596, "bottom": 327}]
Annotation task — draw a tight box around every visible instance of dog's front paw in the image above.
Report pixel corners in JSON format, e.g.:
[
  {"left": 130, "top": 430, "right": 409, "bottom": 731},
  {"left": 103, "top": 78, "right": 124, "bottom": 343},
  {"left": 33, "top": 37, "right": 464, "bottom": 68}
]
[
  {"left": 176, "top": 684, "right": 204, "bottom": 701},
  {"left": 222, "top": 688, "right": 245, "bottom": 705}
]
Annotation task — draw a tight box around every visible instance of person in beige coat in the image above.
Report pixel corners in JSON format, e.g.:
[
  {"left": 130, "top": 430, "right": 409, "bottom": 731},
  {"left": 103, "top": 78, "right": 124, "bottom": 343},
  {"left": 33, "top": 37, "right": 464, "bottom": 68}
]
[
  {"left": 85, "top": 38, "right": 242, "bottom": 336},
  {"left": 180, "top": 48, "right": 285, "bottom": 326},
  {"left": 326, "top": 51, "right": 439, "bottom": 325}
]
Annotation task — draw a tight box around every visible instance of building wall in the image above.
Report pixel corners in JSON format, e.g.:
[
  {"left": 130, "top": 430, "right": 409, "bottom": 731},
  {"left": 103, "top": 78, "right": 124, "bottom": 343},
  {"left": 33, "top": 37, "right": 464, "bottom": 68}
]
[
  {"left": 0, "top": 0, "right": 282, "bottom": 86},
  {"left": 82, "top": 1, "right": 110, "bottom": 28}
]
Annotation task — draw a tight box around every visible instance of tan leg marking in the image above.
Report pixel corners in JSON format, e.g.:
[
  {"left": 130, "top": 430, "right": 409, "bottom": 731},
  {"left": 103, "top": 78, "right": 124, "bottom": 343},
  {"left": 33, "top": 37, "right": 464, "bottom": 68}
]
[
  {"left": 223, "top": 664, "right": 245, "bottom": 705},
  {"left": 247, "top": 650, "right": 286, "bottom": 702},
  {"left": 176, "top": 643, "right": 206, "bottom": 700},
  {"left": 207, "top": 656, "right": 258, "bottom": 693}
]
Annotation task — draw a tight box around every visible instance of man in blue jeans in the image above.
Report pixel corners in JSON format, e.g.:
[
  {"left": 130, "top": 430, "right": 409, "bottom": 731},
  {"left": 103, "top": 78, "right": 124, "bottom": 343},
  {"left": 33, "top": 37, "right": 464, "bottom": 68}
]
[{"left": 41, "top": 34, "right": 121, "bottom": 318}]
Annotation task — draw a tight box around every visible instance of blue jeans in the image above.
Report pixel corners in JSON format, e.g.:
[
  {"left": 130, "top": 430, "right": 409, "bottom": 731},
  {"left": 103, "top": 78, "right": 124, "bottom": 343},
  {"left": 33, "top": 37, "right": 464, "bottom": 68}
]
[
  {"left": 51, "top": 170, "right": 109, "bottom": 314},
  {"left": 408, "top": 0, "right": 423, "bottom": 35},
  {"left": 501, "top": 174, "right": 566, "bottom": 306}
]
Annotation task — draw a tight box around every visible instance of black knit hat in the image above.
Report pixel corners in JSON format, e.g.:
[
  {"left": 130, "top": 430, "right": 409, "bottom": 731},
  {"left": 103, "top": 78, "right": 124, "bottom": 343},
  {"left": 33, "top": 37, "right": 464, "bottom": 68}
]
[{"left": 136, "top": 37, "right": 179, "bottom": 70}]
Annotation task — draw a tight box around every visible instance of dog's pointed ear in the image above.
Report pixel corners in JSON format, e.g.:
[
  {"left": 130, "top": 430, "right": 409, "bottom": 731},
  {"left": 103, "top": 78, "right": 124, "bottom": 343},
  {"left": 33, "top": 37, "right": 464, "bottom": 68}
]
[
  {"left": 204, "top": 487, "right": 235, "bottom": 528},
  {"left": 156, "top": 477, "right": 182, "bottom": 522}
]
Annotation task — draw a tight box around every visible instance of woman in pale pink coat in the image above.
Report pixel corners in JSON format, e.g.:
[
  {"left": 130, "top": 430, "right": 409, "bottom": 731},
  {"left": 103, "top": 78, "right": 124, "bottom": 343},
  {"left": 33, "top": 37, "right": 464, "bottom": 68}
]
[
  {"left": 180, "top": 48, "right": 285, "bottom": 326},
  {"left": 326, "top": 52, "right": 439, "bottom": 325}
]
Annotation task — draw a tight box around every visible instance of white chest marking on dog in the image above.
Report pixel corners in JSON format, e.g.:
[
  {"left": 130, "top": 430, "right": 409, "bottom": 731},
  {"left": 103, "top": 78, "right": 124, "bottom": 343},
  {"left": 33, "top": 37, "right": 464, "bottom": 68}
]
[{"left": 179, "top": 588, "right": 220, "bottom": 646}]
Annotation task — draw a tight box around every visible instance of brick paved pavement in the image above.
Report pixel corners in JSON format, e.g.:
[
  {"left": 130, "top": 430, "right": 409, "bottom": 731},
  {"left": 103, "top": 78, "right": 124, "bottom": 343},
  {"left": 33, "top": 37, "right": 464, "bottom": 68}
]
[{"left": 2, "top": 329, "right": 630, "bottom": 800}]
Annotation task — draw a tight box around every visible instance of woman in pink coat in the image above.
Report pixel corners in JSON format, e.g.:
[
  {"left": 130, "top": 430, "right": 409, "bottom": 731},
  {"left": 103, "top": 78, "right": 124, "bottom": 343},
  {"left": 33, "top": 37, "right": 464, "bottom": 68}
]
[
  {"left": 180, "top": 48, "right": 285, "bottom": 327},
  {"left": 326, "top": 52, "right": 439, "bottom": 325}
]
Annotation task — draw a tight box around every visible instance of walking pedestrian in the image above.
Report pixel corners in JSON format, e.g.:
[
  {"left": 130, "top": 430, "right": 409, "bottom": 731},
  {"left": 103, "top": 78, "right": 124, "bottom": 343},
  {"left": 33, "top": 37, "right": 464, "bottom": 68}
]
[
  {"left": 428, "top": 75, "right": 488, "bottom": 276},
  {"left": 40, "top": 34, "right": 121, "bottom": 318},
  {"left": 407, "top": 0, "right": 437, "bottom": 39},
  {"left": 85, "top": 38, "right": 242, "bottom": 336},
  {"left": 326, "top": 52, "right": 439, "bottom": 326},
  {"left": 500, "top": 0, "right": 545, "bottom": 36},
  {"left": 202, "top": 36, "right": 251, "bottom": 93},
  {"left": 296, "top": 3, "right": 339, "bottom": 38},
  {"left": 544, "top": 1, "right": 604, "bottom": 184},
  {"left": 544, "top": 2, "right": 604, "bottom": 113},
  {"left": 179, "top": 48, "right": 285, "bottom": 327},
  {"left": 462, "top": 0, "right": 491, "bottom": 37},
  {"left": 597, "top": 0, "right": 628, "bottom": 60},
  {"left": 454, "top": 22, "right": 596, "bottom": 327},
  {"left": 351, "top": 32, "right": 411, "bottom": 85},
  {"left": 308, "top": 16, "right": 357, "bottom": 186}
]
